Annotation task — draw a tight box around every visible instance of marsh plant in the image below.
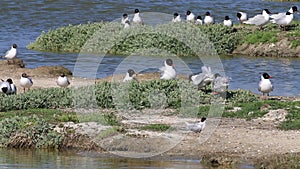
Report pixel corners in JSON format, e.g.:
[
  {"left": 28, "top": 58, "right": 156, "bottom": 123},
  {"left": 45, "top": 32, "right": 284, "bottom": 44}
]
[{"left": 28, "top": 22, "right": 241, "bottom": 56}]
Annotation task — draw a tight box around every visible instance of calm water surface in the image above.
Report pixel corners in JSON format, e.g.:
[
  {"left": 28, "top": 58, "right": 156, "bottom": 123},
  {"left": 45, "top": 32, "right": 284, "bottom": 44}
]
[{"left": 0, "top": 149, "right": 254, "bottom": 169}]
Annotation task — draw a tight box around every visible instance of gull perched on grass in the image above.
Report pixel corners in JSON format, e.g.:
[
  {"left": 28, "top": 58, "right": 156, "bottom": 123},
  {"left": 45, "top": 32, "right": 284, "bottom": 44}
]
[
  {"left": 186, "top": 10, "right": 195, "bottom": 23},
  {"left": 189, "top": 65, "right": 215, "bottom": 91},
  {"left": 270, "top": 6, "right": 298, "bottom": 20},
  {"left": 271, "top": 11, "right": 294, "bottom": 31},
  {"left": 223, "top": 16, "right": 233, "bottom": 27},
  {"left": 243, "top": 9, "right": 271, "bottom": 29},
  {"left": 204, "top": 12, "right": 214, "bottom": 24},
  {"left": 258, "top": 72, "right": 273, "bottom": 96},
  {"left": 132, "top": 9, "right": 143, "bottom": 25},
  {"left": 237, "top": 12, "right": 248, "bottom": 24},
  {"left": 172, "top": 13, "right": 181, "bottom": 23},
  {"left": 213, "top": 73, "right": 230, "bottom": 96},
  {"left": 20, "top": 73, "right": 33, "bottom": 92}
]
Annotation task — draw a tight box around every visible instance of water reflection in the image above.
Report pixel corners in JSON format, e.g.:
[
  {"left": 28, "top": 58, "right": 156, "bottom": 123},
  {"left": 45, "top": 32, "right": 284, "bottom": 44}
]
[{"left": 0, "top": 149, "right": 205, "bottom": 169}]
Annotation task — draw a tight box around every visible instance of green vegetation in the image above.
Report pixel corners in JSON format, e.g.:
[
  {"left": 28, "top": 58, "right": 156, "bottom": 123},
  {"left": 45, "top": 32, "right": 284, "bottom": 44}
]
[
  {"left": 0, "top": 115, "right": 63, "bottom": 148},
  {"left": 27, "top": 20, "right": 300, "bottom": 56},
  {"left": 0, "top": 80, "right": 256, "bottom": 111},
  {"left": 27, "top": 22, "right": 241, "bottom": 56},
  {"left": 27, "top": 22, "right": 105, "bottom": 53},
  {"left": 140, "top": 124, "right": 173, "bottom": 131},
  {"left": 244, "top": 31, "right": 278, "bottom": 44}
]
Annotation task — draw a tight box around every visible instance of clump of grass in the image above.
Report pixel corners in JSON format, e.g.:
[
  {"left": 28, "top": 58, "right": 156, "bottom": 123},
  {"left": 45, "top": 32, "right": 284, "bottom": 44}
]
[
  {"left": 244, "top": 31, "right": 278, "bottom": 44},
  {"left": 0, "top": 80, "right": 258, "bottom": 112},
  {"left": 140, "top": 124, "right": 173, "bottom": 131},
  {"left": 78, "top": 112, "right": 119, "bottom": 126},
  {"left": 0, "top": 115, "right": 63, "bottom": 148},
  {"left": 28, "top": 22, "right": 241, "bottom": 56}
]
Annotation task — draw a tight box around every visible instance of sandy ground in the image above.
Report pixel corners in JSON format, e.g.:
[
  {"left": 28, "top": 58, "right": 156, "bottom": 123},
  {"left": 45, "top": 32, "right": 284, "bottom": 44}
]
[{"left": 1, "top": 60, "right": 300, "bottom": 166}]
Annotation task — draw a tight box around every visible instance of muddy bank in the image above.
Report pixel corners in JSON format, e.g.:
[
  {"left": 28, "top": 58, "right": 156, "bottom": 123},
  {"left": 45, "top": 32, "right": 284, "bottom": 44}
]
[{"left": 233, "top": 38, "right": 300, "bottom": 57}]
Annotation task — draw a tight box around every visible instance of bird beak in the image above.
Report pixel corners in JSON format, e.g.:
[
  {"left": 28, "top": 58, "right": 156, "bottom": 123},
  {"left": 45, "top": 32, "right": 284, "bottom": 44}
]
[
  {"left": 172, "top": 64, "right": 175, "bottom": 68},
  {"left": 269, "top": 76, "right": 273, "bottom": 78}
]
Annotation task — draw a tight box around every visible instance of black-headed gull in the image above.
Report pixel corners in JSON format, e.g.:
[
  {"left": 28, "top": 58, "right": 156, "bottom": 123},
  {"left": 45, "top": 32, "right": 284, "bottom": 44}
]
[
  {"left": 270, "top": 6, "right": 298, "bottom": 20},
  {"left": 132, "top": 9, "right": 143, "bottom": 25},
  {"left": 57, "top": 73, "right": 70, "bottom": 87},
  {"left": 237, "top": 12, "right": 248, "bottom": 24},
  {"left": 271, "top": 11, "right": 294, "bottom": 31},
  {"left": 223, "top": 16, "right": 233, "bottom": 27},
  {"left": 185, "top": 117, "right": 207, "bottom": 133},
  {"left": 258, "top": 73, "right": 273, "bottom": 96},
  {"left": 213, "top": 73, "right": 230, "bottom": 96},
  {"left": 160, "top": 59, "right": 176, "bottom": 80},
  {"left": 204, "top": 12, "right": 214, "bottom": 24},
  {"left": 0, "top": 79, "right": 12, "bottom": 95},
  {"left": 123, "top": 69, "right": 138, "bottom": 82},
  {"left": 196, "top": 16, "right": 203, "bottom": 25},
  {"left": 189, "top": 66, "right": 214, "bottom": 91},
  {"left": 20, "top": 73, "right": 33, "bottom": 92},
  {"left": 124, "top": 20, "right": 130, "bottom": 29},
  {"left": 172, "top": 13, "right": 181, "bottom": 23},
  {"left": 186, "top": 10, "right": 195, "bottom": 23},
  {"left": 6, "top": 78, "right": 17, "bottom": 95},
  {"left": 121, "top": 13, "right": 129, "bottom": 25},
  {"left": 4, "top": 44, "right": 17, "bottom": 63},
  {"left": 243, "top": 9, "right": 271, "bottom": 29}
]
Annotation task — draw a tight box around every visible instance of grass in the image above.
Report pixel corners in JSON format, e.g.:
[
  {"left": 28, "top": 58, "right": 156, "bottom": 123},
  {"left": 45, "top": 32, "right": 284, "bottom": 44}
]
[
  {"left": 140, "top": 124, "right": 173, "bottom": 131},
  {"left": 0, "top": 109, "right": 78, "bottom": 123},
  {"left": 244, "top": 31, "right": 278, "bottom": 44},
  {"left": 27, "top": 22, "right": 241, "bottom": 56}
]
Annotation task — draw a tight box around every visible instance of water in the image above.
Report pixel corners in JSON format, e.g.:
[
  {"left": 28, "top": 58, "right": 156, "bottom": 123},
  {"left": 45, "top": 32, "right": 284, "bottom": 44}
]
[
  {"left": 1, "top": 0, "right": 300, "bottom": 96},
  {"left": 0, "top": 149, "right": 255, "bottom": 169}
]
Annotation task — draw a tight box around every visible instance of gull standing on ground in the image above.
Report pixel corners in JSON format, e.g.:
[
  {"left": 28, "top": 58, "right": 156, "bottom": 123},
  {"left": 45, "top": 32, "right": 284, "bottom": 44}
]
[
  {"left": 185, "top": 117, "right": 207, "bottom": 133},
  {"left": 132, "top": 9, "right": 143, "bottom": 25},
  {"left": 57, "top": 73, "right": 70, "bottom": 87},
  {"left": 258, "top": 73, "right": 273, "bottom": 96},
  {"left": 237, "top": 12, "right": 248, "bottom": 24},
  {"left": 3, "top": 44, "right": 17, "bottom": 63},
  {"left": 223, "top": 16, "right": 233, "bottom": 27},
  {"left": 243, "top": 9, "right": 272, "bottom": 29},
  {"left": 20, "top": 73, "right": 33, "bottom": 92},
  {"left": 160, "top": 59, "right": 176, "bottom": 80},
  {"left": 186, "top": 10, "right": 195, "bottom": 23},
  {"left": 123, "top": 69, "right": 138, "bottom": 82},
  {"left": 172, "top": 13, "right": 181, "bottom": 22},
  {"left": 204, "top": 12, "right": 214, "bottom": 24}
]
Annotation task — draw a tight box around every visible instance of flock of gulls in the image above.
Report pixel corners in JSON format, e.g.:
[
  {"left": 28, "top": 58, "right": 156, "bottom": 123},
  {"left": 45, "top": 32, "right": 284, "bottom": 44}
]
[
  {"left": 121, "top": 6, "right": 298, "bottom": 31},
  {"left": 0, "top": 43, "right": 70, "bottom": 95},
  {"left": 0, "top": 6, "right": 281, "bottom": 132}
]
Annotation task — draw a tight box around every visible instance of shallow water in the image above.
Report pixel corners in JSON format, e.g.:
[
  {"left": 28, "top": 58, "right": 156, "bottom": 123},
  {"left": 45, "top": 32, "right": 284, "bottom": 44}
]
[{"left": 0, "top": 149, "right": 255, "bottom": 169}]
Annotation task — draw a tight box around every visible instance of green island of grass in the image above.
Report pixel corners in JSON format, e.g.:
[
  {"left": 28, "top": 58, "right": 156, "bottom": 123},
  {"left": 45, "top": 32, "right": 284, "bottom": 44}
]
[{"left": 27, "top": 21, "right": 300, "bottom": 57}]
